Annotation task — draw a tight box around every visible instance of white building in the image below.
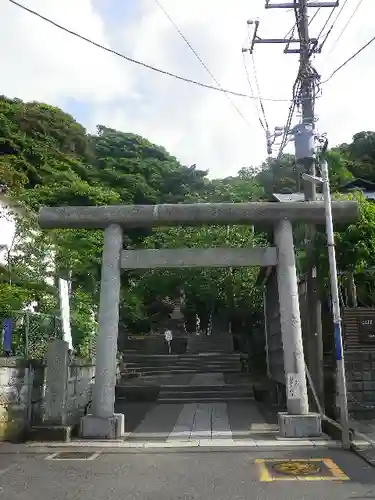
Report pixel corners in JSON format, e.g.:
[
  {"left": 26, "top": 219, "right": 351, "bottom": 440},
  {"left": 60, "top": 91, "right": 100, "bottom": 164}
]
[{"left": 0, "top": 197, "right": 17, "bottom": 265}]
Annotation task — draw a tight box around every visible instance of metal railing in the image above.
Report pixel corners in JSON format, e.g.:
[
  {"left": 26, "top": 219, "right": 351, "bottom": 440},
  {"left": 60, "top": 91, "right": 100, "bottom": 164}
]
[
  {"left": 0, "top": 310, "right": 61, "bottom": 359},
  {"left": 306, "top": 365, "right": 375, "bottom": 459}
]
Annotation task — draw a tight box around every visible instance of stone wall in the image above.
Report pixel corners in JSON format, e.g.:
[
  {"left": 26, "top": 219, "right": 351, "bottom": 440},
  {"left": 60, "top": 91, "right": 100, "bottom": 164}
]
[
  {"left": 0, "top": 340, "right": 97, "bottom": 441},
  {"left": 0, "top": 358, "right": 44, "bottom": 441},
  {"left": 65, "top": 361, "right": 95, "bottom": 425},
  {"left": 345, "top": 351, "right": 375, "bottom": 419}
]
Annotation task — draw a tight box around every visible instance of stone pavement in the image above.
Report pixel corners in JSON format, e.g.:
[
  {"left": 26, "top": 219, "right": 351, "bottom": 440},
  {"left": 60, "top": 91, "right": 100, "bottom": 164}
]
[
  {"left": 0, "top": 446, "right": 374, "bottom": 500},
  {"left": 95, "top": 371, "right": 338, "bottom": 448},
  {"left": 122, "top": 400, "right": 276, "bottom": 443},
  {"left": 122, "top": 372, "right": 267, "bottom": 442}
]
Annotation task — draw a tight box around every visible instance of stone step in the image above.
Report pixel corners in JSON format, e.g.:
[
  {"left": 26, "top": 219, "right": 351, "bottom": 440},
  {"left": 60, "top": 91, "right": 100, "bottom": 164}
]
[
  {"left": 127, "top": 369, "right": 240, "bottom": 377},
  {"left": 123, "top": 353, "right": 240, "bottom": 359},
  {"left": 157, "top": 396, "right": 254, "bottom": 403},
  {"left": 122, "top": 359, "right": 240, "bottom": 366},
  {"left": 126, "top": 358, "right": 240, "bottom": 363},
  {"left": 160, "top": 384, "right": 254, "bottom": 392},
  {"left": 159, "top": 391, "right": 254, "bottom": 400},
  {"left": 126, "top": 364, "right": 240, "bottom": 371},
  {"left": 125, "top": 358, "right": 240, "bottom": 363},
  {"left": 124, "top": 360, "right": 241, "bottom": 366}
]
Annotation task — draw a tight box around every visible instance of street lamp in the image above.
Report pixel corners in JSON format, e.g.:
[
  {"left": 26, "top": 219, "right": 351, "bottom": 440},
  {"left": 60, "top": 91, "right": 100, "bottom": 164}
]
[{"left": 301, "top": 143, "right": 350, "bottom": 449}]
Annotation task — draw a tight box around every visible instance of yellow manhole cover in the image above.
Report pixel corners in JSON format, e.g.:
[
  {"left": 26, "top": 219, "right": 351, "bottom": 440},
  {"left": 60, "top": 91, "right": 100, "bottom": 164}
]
[
  {"left": 256, "top": 458, "right": 350, "bottom": 482},
  {"left": 272, "top": 461, "right": 321, "bottom": 475}
]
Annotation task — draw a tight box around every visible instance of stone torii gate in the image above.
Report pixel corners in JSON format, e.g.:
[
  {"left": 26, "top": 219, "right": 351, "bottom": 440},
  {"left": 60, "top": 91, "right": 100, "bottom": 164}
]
[{"left": 38, "top": 200, "right": 358, "bottom": 439}]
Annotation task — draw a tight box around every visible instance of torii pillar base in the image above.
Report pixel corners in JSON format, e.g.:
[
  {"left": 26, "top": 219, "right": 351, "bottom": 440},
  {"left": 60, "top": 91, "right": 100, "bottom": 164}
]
[
  {"left": 80, "top": 413, "right": 125, "bottom": 440},
  {"left": 278, "top": 412, "right": 322, "bottom": 439}
]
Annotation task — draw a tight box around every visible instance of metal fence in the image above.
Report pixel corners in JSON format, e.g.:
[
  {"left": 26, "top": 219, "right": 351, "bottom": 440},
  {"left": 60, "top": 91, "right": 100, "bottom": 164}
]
[{"left": 0, "top": 310, "right": 62, "bottom": 359}]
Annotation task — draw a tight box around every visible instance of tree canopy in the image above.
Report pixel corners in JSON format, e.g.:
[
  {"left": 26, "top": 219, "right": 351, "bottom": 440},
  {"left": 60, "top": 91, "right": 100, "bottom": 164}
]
[{"left": 1, "top": 95, "right": 375, "bottom": 355}]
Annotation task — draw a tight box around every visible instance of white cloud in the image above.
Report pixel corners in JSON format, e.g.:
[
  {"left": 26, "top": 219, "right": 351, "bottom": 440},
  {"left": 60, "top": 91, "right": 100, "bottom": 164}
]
[
  {"left": 0, "top": 0, "right": 138, "bottom": 104},
  {"left": 1, "top": 0, "right": 374, "bottom": 179}
]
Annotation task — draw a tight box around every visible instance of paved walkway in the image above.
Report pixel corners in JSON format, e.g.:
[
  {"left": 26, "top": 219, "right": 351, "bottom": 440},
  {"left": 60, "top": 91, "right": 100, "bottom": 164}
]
[
  {"left": 0, "top": 447, "right": 373, "bottom": 500},
  {"left": 128, "top": 401, "right": 269, "bottom": 442},
  {"left": 122, "top": 371, "right": 271, "bottom": 443}
]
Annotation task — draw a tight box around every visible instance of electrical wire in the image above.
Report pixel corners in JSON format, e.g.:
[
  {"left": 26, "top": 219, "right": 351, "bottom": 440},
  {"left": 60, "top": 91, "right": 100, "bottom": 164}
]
[
  {"left": 284, "top": 24, "right": 296, "bottom": 53},
  {"left": 276, "top": 100, "right": 296, "bottom": 160},
  {"left": 241, "top": 52, "right": 266, "bottom": 132},
  {"left": 284, "top": 8, "right": 320, "bottom": 54},
  {"left": 321, "top": 33, "right": 375, "bottom": 84},
  {"left": 243, "top": 23, "right": 274, "bottom": 151},
  {"left": 316, "top": 6, "right": 337, "bottom": 42},
  {"left": 326, "top": 0, "right": 364, "bottom": 55},
  {"left": 276, "top": 69, "right": 303, "bottom": 160},
  {"left": 153, "top": 0, "right": 254, "bottom": 130},
  {"left": 317, "top": 0, "right": 349, "bottom": 52},
  {"left": 8, "top": 0, "right": 293, "bottom": 103},
  {"left": 251, "top": 53, "right": 270, "bottom": 133},
  {"left": 292, "top": 2, "right": 320, "bottom": 115}
]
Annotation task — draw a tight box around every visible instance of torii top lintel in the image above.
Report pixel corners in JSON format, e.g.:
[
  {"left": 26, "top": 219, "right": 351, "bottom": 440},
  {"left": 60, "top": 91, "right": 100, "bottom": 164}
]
[{"left": 37, "top": 201, "right": 359, "bottom": 230}]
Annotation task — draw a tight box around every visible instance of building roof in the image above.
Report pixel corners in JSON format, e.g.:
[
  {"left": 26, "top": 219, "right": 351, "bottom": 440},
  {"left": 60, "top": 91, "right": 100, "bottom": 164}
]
[
  {"left": 272, "top": 192, "right": 324, "bottom": 203},
  {"left": 341, "top": 178, "right": 375, "bottom": 191},
  {"left": 272, "top": 190, "right": 375, "bottom": 202}
]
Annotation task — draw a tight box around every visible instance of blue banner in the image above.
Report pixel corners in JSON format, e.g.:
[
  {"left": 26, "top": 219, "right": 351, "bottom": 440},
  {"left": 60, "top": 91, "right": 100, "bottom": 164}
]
[
  {"left": 3, "top": 318, "right": 12, "bottom": 353},
  {"left": 334, "top": 322, "right": 342, "bottom": 361}
]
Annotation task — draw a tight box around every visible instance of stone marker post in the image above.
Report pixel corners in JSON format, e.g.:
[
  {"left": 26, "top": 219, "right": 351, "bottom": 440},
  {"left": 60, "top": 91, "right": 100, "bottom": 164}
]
[{"left": 44, "top": 339, "right": 69, "bottom": 425}]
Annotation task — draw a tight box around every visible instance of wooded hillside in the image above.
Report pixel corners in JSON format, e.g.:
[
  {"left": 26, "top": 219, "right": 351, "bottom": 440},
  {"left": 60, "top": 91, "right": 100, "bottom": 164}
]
[{"left": 1, "top": 95, "right": 375, "bottom": 355}]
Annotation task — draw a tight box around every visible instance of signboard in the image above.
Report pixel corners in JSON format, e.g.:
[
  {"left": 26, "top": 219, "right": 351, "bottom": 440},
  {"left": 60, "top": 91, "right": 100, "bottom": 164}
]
[
  {"left": 2, "top": 318, "right": 12, "bottom": 354},
  {"left": 287, "top": 373, "right": 301, "bottom": 400},
  {"left": 58, "top": 278, "right": 73, "bottom": 350},
  {"left": 358, "top": 318, "right": 375, "bottom": 343}
]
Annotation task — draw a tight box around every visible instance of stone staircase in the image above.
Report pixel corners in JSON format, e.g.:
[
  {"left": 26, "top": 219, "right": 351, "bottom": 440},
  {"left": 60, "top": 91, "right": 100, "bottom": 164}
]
[
  {"left": 186, "top": 333, "right": 234, "bottom": 354},
  {"left": 118, "top": 333, "right": 254, "bottom": 404},
  {"left": 157, "top": 381, "right": 254, "bottom": 403},
  {"left": 121, "top": 352, "right": 241, "bottom": 377}
]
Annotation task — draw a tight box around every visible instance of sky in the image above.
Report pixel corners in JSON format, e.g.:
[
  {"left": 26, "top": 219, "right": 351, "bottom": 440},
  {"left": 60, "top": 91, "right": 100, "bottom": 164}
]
[{"left": 0, "top": 0, "right": 374, "bottom": 252}]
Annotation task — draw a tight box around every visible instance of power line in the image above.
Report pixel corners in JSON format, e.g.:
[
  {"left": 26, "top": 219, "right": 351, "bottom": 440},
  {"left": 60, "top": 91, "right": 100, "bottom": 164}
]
[
  {"left": 326, "top": 0, "right": 363, "bottom": 55},
  {"left": 276, "top": 100, "right": 296, "bottom": 160},
  {"left": 284, "top": 6, "right": 320, "bottom": 41},
  {"left": 316, "top": 6, "right": 336, "bottom": 42},
  {"left": 251, "top": 53, "right": 270, "bottom": 132},
  {"left": 241, "top": 52, "right": 266, "bottom": 132},
  {"left": 276, "top": 74, "right": 301, "bottom": 159},
  {"left": 153, "top": 0, "right": 253, "bottom": 130},
  {"left": 8, "top": 0, "right": 292, "bottom": 103},
  {"left": 322, "top": 33, "right": 375, "bottom": 84},
  {"left": 317, "top": 0, "right": 349, "bottom": 52}
]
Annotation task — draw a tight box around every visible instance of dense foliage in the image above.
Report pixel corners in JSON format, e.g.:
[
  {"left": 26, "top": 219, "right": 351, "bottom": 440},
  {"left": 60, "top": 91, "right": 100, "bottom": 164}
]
[{"left": 1, "top": 95, "right": 375, "bottom": 354}]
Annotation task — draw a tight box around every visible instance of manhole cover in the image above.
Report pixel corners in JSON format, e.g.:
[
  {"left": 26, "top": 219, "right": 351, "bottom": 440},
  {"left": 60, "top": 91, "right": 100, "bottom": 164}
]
[
  {"left": 46, "top": 451, "right": 99, "bottom": 461},
  {"left": 272, "top": 461, "right": 321, "bottom": 476}
]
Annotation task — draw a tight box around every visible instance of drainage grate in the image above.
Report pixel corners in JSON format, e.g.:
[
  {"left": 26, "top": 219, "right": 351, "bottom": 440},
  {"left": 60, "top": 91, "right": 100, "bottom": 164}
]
[{"left": 45, "top": 451, "right": 99, "bottom": 461}]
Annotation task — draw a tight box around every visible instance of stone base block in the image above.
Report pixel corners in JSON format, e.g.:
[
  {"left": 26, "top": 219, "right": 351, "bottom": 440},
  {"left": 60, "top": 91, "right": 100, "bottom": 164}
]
[
  {"left": 278, "top": 412, "right": 322, "bottom": 438},
  {"left": 80, "top": 413, "right": 125, "bottom": 439},
  {"left": 28, "top": 425, "right": 74, "bottom": 442},
  {"left": 0, "top": 420, "right": 27, "bottom": 442}
]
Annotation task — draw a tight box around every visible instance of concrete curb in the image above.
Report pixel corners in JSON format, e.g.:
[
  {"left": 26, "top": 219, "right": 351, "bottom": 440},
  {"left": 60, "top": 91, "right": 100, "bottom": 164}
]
[{"left": 24, "top": 438, "right": 342, "bottom": 450}]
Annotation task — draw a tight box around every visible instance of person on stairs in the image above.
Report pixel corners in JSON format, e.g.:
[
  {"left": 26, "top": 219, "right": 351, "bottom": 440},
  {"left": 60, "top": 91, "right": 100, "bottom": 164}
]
[{"left": 164, "top": 328, "right": 173, "bottom": 354}]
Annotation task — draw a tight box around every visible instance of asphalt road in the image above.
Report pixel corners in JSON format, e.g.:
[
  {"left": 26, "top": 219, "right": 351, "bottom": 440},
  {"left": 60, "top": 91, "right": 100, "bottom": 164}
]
[{"left": 0, "top": 447, "right": 374, "bottom": 500}]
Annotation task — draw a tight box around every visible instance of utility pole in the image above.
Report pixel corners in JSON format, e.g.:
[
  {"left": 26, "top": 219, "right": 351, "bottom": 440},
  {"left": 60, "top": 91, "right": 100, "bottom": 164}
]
[
  {"left": 302, "top": 137, "right": 350, "bottom": 448},
  {"left": 296, "top": 0, "right": 322, "bottom": 414},
  {"left": 244, "top": 0, "right": 339, "bottom": 412}
]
